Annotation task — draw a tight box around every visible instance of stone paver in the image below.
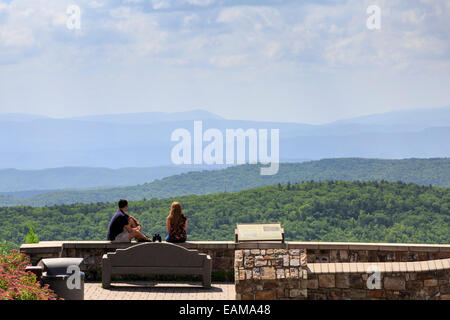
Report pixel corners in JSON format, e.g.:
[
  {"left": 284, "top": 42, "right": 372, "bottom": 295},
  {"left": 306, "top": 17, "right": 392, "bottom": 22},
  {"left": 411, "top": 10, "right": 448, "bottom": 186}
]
[{"left": 84, "top": 282, "right": 235, "bottom": 300}]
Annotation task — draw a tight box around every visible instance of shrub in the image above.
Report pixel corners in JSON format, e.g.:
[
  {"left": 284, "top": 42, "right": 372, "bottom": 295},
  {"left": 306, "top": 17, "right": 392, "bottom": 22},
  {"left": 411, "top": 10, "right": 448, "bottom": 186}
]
[
  {"left": 0, "top": 241, "right": 15, "bottom": 255},
  {"left": 24, "top": 224, "right": 39, "bottom": 244},
  {"left": 0, "top": 250, "right": 58, "bottom": 300}
]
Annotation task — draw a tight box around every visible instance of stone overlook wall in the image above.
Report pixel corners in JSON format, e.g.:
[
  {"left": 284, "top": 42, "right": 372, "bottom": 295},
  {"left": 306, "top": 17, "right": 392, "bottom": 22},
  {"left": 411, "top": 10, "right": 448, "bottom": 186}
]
[
  {"left": 21, "top": 241, "right": 237, "bottom": 280},
  {"left": 21, "top": 241, "right": 450, "bottom": 279},
  {"left": 20, "top": 241, "right": 450, "bottom": 300},
  {"left": 306, "top": 260, "right": 450, "bottom": 300},
  {"left": 234, "top": 249, "right": 308, "bottom": 300}
]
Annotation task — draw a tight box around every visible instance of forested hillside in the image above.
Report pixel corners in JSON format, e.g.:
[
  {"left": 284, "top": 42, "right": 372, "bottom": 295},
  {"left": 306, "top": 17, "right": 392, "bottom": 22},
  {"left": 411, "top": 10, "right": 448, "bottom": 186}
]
[
  {"left": 1, "top": 158, "right": 449, "bottom": 206},
  {"left": 1, "top": 181, "right": 448, "bottom": 249}
]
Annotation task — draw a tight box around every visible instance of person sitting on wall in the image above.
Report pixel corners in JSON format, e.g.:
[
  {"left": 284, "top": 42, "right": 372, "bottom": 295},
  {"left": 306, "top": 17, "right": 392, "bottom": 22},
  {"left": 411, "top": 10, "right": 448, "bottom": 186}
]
[
  {"left": 165, "top": 201, "right": 187, "bottom": 243},
  {"left": 107, "top": 199, "right": 152, "bottom": 242}
]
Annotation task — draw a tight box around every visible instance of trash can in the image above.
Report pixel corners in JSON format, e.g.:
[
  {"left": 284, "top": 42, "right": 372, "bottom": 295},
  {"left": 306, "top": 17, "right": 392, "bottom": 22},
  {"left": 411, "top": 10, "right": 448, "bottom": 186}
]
[{"left": 38, "top": 258, "right": 85, "bottom": 300}]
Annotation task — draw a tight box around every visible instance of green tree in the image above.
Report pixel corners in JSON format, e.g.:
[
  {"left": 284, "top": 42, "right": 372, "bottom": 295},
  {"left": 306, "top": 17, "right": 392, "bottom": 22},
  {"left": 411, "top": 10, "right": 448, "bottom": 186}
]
[{"left": 24, "top": 224, "right": 39, "bottom": 244}]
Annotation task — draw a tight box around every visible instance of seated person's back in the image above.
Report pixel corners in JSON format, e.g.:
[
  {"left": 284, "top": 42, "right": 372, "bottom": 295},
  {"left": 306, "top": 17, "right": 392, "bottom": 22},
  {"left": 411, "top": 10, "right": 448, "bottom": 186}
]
[
  {"left": 107, "top": 199, "right": 151, "bottom": 242},
  {"left": 166, "top": 201, "right": 187, "bottom": 243},
  {"left": 107, "top": 202, "right": 129, "bottom": 241}
]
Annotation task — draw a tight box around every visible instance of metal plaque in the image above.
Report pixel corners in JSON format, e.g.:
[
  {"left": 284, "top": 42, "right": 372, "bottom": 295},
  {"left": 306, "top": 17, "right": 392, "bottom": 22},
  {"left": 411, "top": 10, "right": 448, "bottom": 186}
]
[{"left": 236, "top": 223, "right": 284, "bottom": 242}]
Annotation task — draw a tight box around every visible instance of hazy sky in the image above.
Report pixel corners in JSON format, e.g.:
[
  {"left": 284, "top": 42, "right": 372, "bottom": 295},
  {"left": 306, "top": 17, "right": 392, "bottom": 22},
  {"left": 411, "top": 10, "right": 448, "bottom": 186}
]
[{"left": 0, "top": 0, "right": 449, "bottom": 124}]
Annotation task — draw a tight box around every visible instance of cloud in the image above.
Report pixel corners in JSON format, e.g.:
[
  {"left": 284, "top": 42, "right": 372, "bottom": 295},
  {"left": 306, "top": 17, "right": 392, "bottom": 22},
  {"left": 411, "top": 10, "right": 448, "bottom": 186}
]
[
  {"left": 88, "top": 1, "right": 104, "bottom": 9},
  {"left": 216, "top": 5, "right": 281, "bottom": 27},
  {"left": 0, "top": 0, "right": 448, "bottom": 73},
  {"left": 105, "top": 6, "right": 168, "bottom": 56},
  {"left": 0, "top": 26, "right": 34, "bottom": 47},
  {"left": 209, "top": 54, "right": 247, "bottom": 67},
  {"left": 0, "top": 0, "right": 69, "bottom": 59},
  {"left": 264, "top": 41, "right": 281, "bottom": 60},
  {"left": 184, "top": 0, "right": 215, "bottom": 6},
  {"left": 152, "top": 0, "right": 171, "bottom": 10},
  {"left": 1, "top": 0, "right": 449, "bottom": 124}
]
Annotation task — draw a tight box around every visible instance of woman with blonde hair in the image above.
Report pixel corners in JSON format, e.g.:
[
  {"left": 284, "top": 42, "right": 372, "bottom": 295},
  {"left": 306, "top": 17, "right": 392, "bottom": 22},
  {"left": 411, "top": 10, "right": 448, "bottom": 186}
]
[{"left": 165, "top": 202, "right": 187, "bottom": 243}]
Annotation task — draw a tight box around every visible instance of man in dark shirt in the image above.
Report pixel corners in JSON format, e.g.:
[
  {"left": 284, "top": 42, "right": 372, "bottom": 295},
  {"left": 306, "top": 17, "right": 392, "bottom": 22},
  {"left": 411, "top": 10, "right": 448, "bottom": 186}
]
[{"left": 107, "top": 199, "right": 151, "bottom": 242}]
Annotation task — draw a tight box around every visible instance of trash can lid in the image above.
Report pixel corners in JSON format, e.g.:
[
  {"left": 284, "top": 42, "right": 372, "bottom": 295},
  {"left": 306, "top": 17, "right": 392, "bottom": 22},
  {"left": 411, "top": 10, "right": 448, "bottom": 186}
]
[
  {"left": 38, "top": 258, "right": 84, "bottom": 275},
  {"left": 42, "top": 271, "right": 85, "bottom": 280}
]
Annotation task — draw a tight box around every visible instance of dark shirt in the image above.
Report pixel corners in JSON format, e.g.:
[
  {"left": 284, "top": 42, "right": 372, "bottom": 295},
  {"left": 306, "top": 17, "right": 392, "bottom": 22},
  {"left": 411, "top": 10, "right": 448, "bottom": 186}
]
[
  {"left": 168, "top": 214, "right": 187, "bottom": 242},
  {"left": 107, "top": 209, "right": 129, "bottom": 241}
]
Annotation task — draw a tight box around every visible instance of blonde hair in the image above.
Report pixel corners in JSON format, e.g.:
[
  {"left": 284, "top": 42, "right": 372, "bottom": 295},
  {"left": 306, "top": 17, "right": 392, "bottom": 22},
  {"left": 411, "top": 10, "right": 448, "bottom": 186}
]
[{"left": 166, "top": 202, "right": 183, "bottom": 229}]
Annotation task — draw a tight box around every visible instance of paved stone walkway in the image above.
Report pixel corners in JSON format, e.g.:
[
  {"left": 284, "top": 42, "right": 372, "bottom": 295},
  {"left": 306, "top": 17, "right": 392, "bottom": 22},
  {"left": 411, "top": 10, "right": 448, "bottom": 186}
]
[{"left": 85, "top": 282, "right": 236, "bottom": 300}]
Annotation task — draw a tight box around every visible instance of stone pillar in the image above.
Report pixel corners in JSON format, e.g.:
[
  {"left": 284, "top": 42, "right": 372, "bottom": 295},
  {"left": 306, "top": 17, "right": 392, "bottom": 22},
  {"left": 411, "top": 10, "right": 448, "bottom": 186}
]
[{"left": 235, "top": 248, "right": 308, "bottom": 300}]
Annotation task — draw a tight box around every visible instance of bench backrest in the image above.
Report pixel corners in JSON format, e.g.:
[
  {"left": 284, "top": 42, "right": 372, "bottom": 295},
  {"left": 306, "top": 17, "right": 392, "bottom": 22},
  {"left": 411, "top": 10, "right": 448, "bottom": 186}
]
[{"left": 107, "top": 243, "right": 206, "bottom": 268}]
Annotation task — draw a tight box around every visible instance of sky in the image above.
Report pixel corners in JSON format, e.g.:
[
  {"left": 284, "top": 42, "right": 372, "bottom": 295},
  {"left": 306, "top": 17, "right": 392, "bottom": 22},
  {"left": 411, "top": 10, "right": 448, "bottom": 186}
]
[{"left": 0, "top": 0, "right": 449, "bottom": 124}]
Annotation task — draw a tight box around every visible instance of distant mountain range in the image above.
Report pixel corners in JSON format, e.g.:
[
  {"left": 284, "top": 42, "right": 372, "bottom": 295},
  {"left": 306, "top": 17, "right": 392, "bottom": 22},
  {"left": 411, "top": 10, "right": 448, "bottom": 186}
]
[
  {"left": 0, "top": 165, "right": 229, "bottom": 193},
  {"left": 332, "top": 105, "right": 450, "bottom": 128},
  {"left": 70, "top": 109, "right": 223, "bottom": 124},
  {"left": 0, "top": 106, "right": 449, "bottom": 169},
  {"left": 1, "top": 158, "right": 448, "bottom": 207}
]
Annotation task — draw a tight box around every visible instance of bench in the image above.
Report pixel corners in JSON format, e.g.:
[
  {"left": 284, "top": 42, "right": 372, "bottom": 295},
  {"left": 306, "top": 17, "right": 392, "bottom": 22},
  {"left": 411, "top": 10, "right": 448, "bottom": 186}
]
[{"left": 102, "top": 242, "right": 212, "bottom": 288}]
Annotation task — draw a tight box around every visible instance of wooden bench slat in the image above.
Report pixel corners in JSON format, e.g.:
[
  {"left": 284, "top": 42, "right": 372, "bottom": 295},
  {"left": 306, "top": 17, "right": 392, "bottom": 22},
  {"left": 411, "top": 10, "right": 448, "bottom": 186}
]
[{"left": 111, "top": 266, "right": 206, "bottom": 275}]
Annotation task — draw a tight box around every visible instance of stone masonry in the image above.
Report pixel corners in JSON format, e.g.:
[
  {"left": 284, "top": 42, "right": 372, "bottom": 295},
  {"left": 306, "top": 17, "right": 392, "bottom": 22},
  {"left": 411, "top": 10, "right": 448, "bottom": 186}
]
[
  {"left": 20, "top": 241, "right": 450, "bottom": 300},
  {"left": 306, "top": 259, "right": 450, "bottom": 300},
  {"left": 20, "top": 241, "right": 450, "bottom": 280},
  {"left": 234, "top": 248, "right": 308, "bottom": 300}
]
